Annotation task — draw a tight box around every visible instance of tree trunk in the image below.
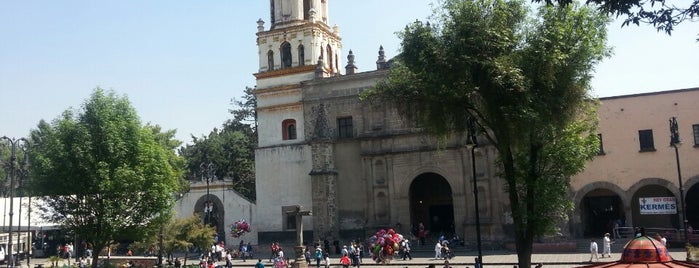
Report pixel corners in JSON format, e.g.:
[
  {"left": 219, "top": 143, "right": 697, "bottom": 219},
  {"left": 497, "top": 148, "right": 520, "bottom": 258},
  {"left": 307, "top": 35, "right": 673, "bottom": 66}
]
[
  {"left": 502, "top": 146, "right": 535, "bottom": 268},
  {"left": 90, "top": 247, "right": 103, "bottom": 268},
  {"left": 183, "top": 251, "right": 189, "bottom": 267},
  {"left": 515, "top": 237, "right": 534, "bottom": 268}
]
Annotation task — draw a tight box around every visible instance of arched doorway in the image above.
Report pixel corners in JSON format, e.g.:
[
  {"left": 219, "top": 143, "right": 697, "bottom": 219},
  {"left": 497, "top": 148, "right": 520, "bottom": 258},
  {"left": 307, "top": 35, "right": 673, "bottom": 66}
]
[
  {"left": 631, "top": 185, "right": 677, "bottom": 229},
  {"left": 195, "top": 194, "right": 225, "bottom": 240},
  {"left": 685, "top": 183, "right": 699, "bottom": 229},
  {"left": 409, "top": 173, "right": 454, "bottom": 239},
  {"left": 581, "top": 188, "right": 624, "bottom": 238}
]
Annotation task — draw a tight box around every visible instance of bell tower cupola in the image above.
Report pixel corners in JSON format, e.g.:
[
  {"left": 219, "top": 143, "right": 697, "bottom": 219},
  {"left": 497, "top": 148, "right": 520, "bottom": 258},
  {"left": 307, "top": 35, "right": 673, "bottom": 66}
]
[
  {"left": 255, "top": 0, "right": 342, "bottom": 89},
  {"left": 269, "top": 0, "right": 329, "bottom": 29}
]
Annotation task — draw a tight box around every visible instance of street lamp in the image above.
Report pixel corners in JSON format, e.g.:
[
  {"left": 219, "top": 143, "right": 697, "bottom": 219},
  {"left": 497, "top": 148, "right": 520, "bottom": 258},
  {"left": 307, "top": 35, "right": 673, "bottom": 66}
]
[
  {"left": 0, "top": 136, "right": 29, "bottom": 268},
  {"left": 466, "top": 118, "right": 482, "bottom": 267},
  {"left": 669, "top": 117, "right": 688, "bottom": 246},
  {"left": 200, "top": 162, "right": 216, "bottom": 226},
  {"left": 15, "top": 157, "right": 29, "bottom": 267}
]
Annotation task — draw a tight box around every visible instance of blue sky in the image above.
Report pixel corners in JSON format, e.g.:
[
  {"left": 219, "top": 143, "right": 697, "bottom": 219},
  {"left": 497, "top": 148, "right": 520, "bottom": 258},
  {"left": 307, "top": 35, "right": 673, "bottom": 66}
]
[{"left": 1, "top": 1, "right": 698, "bottom": 145}]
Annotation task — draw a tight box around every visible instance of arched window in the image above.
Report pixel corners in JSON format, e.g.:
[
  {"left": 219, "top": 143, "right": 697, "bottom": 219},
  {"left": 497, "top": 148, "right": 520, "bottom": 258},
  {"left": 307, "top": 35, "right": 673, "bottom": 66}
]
[
  {"left": 319, "top": 44, "right": 324, "bottom": 60},
  {"left": 303, "top": 0, "right": 311, "bottom": 20},
  {"left": 270, "top": 0, "right": 276, "bottom": 23},
  {"left": 267, "top": 50, "right": 274, "bottom": 71},
  {"left": 326, "top": 45, "right": 333, "bottom": 71},
  {"left": 298, "top": 44, "right": 305, "bottom": 66},
  {"left": 281, "top": 42, "right": 292, "bottom": 68},
  {"left": 282, "top": 119, "right": 297, "bottom": 140}
]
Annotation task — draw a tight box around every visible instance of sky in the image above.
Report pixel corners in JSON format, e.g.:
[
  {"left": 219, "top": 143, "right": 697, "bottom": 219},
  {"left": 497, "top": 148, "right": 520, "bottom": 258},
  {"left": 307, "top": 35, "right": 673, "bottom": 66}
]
[{"left": 1, "top": 1, "right": 698, "bottom": 145}]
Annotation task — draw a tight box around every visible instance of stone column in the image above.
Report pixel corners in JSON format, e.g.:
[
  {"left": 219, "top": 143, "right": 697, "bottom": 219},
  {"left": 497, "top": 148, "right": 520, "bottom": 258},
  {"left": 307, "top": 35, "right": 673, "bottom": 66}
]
[{"left": 287, "top": 206, "right": 312, "bottom": 268}]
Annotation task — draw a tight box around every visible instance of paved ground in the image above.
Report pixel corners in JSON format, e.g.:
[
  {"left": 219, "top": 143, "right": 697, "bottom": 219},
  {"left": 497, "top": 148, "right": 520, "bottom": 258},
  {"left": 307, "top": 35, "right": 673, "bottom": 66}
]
[{"left": 20, "top": 248, "right": 691, "bottom": 268}]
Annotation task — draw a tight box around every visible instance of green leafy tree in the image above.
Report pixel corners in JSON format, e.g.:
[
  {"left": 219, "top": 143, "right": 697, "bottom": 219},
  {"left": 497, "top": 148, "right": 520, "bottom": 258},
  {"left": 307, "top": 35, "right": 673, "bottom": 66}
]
[
  {"left": 0, "top": 140, "right": 29, "bottom": 198},
  {"left": 364, "top": 0, "right": 607, "bottom": 266},
  {"left": 549, "top": 0, "right": 698, "bottom": 35},
  {"left": 163, "top": 215, "right": 216, "bottom": 266},
  {"left": 227, "top": 86, "right": 258, "bottom": 135},
  {"left": 180, "top": 87, "right": 257, "bottom": 200},
  {"left": 131, "top": 214, "right": 215, "bottom": 266},
  {"left": 27, "top": 88, "right": 184, "bottom": 267}
]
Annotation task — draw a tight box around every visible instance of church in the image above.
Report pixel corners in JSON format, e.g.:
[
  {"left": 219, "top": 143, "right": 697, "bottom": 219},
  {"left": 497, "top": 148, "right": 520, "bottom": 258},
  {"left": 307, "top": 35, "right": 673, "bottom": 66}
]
[
  {"left": 252, "top": 0, "right": 509, "bottom": 245},
  {"left": 174, "top": 0, "right": 699, "bottom": 248}
]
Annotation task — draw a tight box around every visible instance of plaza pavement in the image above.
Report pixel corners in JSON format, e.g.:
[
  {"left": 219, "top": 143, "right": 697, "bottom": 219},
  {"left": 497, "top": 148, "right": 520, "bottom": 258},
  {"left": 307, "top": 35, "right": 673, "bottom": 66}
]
[{"left": 21, "top": 248, "right": 691, "bottom": 268}]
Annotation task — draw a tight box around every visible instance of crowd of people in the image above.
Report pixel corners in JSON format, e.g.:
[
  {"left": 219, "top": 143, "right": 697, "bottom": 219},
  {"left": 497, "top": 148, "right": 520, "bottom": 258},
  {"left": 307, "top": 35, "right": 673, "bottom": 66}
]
[{"left": 186, "top": 240, "right": 257, "bottom": 268}]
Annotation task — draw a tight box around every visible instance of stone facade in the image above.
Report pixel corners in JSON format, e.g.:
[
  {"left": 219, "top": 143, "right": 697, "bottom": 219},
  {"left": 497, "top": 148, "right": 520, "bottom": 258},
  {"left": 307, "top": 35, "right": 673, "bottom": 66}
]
[
  {"left": 569, "top": 88, "right": 699, "bottom": 239},
  {"left": 174, "top": 180, "right": 256, "bottom": 246},
  {"left": 248, "top": 0, "right": 699, "bottom": 247}
]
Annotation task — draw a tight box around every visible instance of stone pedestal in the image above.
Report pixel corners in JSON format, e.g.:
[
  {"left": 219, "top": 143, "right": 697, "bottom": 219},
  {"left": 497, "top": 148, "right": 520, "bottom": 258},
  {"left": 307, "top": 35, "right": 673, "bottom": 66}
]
[{"left": 293, "top": 245, "right": 308, "bottom": 268}]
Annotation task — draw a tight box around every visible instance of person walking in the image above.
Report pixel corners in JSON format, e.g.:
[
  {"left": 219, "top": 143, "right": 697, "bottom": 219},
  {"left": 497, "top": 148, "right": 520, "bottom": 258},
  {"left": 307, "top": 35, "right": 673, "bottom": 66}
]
[
  {"left": 589, "top": 239, "right": 599, "bottom": 262},
  {"left": 418, "top": 223, "right": 426, "bottom": 246},
  {"left": 314, "top": 246, "right": 323, "bottom": 268},
  {"left": 400, "top": 239, "right": 412, "bottom": 260},
  {"left": 434, "top": 240, "right": 442, "bottom": 260},
  {"left": 340, "top": 254, "right": 350, "bottom": 268},
  {"left": 349, "top": 243, "right": 360, "bottom": 267},
  {"left": 323, "top": 251, "right": 330, "bottom": 268},
  {"left": 660, "top": 234, "right": 667, "bottom": 246},
  {"left": 602, "top": 233, "right": 612, "bottom": 258},
  {"left": 240, "top": 242, "right": 248, "bottom": 262},
  {"left": 304, "top": 249, "right": 312, "bottom": 265}
]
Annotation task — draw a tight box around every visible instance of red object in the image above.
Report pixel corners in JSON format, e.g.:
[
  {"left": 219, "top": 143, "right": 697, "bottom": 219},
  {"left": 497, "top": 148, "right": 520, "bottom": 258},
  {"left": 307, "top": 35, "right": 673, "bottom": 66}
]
[
  {"left": 576, "top": 236, "right": 699, "bottom": 268},
  {"left": 620, "top": 236, "right": 673, "bottom": 263}
]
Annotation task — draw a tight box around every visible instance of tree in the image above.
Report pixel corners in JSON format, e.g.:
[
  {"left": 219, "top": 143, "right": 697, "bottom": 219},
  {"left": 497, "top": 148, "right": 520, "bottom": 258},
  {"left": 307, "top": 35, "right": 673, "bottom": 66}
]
[
  {"left": 179, "top": 129, "right": 256, "bottom": 199},
  {"left": 0, "top": 139, "right": 30, "bottom": 199},
  {"left": 162, "top": 215, "right": 216, "bottom": 266},
  {"left": 227, "top": 86, "right": 258, "bottom": 135},
  {"left": 179, "top": 87, "right": 257, "bottom": 200},
  {"left": 131, "top": 215, "right": 215, "bottom": 266},
  {"left": 553, "top": 0, "right": 698, "bottom": 35},
  {"left": 28, "top": 88, "right": 184, "bottom": 267},
  {"left": 363, "top": 0, "right": 607, "bottom": 266}
]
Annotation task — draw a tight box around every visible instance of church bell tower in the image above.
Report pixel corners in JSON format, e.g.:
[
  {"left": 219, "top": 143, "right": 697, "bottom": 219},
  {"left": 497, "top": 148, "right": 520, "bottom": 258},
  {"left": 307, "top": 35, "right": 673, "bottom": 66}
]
[{"left": 253, "top": 0, "right": 343, "bottom": 244}]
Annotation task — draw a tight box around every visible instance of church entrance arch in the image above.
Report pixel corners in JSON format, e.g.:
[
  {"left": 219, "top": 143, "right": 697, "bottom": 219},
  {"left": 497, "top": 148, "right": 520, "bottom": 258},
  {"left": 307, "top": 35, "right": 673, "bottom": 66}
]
[
  {"left": 195, "top": 194, "right": 225, "bottom": 240},
  {"left": 581, "top": 188, "right": 624, "bottom": 238},
  {"left": 685, "top": 183, "right": 699, "bottom": 230},
  {"left": 409, "top": 173, "right": 454, "bottom": 239}
]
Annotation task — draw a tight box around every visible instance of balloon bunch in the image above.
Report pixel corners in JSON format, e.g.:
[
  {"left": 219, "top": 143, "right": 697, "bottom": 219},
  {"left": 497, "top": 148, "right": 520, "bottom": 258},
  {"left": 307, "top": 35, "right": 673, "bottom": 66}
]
[
  {"left": 368, "top": 229, "right": 403, "bottom": 264},
  {"left": 230, "top": 220, "right": 251, "bottom": 238}
]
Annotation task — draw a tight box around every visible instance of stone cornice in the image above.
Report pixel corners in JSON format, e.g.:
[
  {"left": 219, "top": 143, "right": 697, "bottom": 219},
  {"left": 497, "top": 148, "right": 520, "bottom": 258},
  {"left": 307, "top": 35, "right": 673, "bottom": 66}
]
[
  {"left": 254, "top": 84, "right": 301, "bottom": 95},
  {"left": 189, "top": 184, "right": 230, "bottom": 191},
  {"left": 258, "top": 21, "right": 341, "bottom": 41},
  {"left": 257, "top": 101, "right": 302, "bottom": 112},
  {"left": 254, "top": 65, "right": 316, "bottom": 79}
]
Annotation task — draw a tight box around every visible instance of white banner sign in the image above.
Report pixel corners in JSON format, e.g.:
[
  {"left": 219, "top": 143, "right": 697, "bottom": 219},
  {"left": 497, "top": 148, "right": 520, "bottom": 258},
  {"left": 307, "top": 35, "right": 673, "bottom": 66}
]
[{"left": 639, "top": 196, "right": 677, "bottom": 215}]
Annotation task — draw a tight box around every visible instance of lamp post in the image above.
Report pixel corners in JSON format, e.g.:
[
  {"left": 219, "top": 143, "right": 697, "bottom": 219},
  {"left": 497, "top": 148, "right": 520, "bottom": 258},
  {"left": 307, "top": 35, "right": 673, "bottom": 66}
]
[
  {"left": 200, "top": 162, "right": 216, "bottom": 226},
  {"left": 15, "top": 159, "right": 28, "bottom": 267},
  {"left": 466, "top": 118, "right": 482, "bottom": 267},
  {"left": 25, "top": 194, "right": 30, "bottom": 267},
  {"left": 669, "top": 117, "right": 688, "bottom": 246},
  {"left": 1, "top": 136, "right": 29, "bottom": 268}
]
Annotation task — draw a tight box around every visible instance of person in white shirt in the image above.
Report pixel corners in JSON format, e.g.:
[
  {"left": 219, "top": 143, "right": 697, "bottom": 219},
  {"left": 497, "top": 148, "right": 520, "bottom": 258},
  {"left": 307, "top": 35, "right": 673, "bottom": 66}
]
[
  {"left": 602, "top": 233, "right": 612, "bottom": 258},
  {"left": 589, "top": 239, "right": 599, "bottom": 262},
  {"left": 434, "top": 240, "right": 442, "bottom": 259}
]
